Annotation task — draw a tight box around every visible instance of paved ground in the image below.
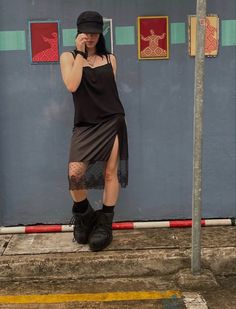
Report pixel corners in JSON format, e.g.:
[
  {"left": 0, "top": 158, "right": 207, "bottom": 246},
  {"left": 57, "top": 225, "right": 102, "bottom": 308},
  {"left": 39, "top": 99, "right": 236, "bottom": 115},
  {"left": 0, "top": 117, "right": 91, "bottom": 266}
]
[
  {"left": 202, "top": 275, "right": 236, "bottom": 309},
  {"left": 0, "top": 226, "right": 235, "bottom": 308},
  {"left": 0, "top": 276, "right": 235, "bottom": 308},
  {"left": 0, "top": 278, "right": 205, "bottom": 308}
]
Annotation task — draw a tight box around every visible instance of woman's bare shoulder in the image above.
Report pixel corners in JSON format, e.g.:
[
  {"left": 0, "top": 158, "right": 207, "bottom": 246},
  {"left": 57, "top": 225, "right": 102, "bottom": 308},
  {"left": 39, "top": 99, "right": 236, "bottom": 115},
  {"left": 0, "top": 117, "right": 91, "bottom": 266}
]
[
  {"left": 108, "top": 54, "right": 117, "bottom": 75},
  {"left": 109, "top": 53, "right": 117, "bottom": 66},
  {"left": 109, "top": 53, "right": 117, "bottom": 61},
  {"left": 60, "top": 51, "right": 74, "bottom": 63}
]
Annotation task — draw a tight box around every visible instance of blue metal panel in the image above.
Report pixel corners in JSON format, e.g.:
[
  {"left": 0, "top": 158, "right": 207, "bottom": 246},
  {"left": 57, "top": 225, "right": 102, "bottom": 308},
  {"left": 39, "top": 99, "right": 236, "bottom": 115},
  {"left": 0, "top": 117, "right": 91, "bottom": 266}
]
[{"left": 0, "top": 0, "right": 235, "bottom": 226}]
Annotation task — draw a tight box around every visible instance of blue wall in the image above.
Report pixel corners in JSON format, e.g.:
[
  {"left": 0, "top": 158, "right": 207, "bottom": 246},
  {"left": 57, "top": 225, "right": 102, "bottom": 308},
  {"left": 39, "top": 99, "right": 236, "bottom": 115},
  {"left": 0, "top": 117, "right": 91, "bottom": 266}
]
[{"left": 0, "top": 0, "right": 235, "bottom": 225}]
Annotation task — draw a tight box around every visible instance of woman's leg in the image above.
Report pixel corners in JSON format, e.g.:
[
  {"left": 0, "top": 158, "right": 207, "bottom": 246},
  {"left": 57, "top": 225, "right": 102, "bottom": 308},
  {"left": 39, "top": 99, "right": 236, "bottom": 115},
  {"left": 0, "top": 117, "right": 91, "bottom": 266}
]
[
  {"left": 68, "top": 162, "right": 88, "bottom": 201},
  {"left": 70, "top": 189, "right": 87, "bottom": 202},
  {"left": 68, "top": 161, "right": 95, "bottom": 244},
  {"left": 103, "top": 135, "right": 120, "bottom": 206},
  {"left": 89, "top": 136, "right": 119, "bottom": 252}
]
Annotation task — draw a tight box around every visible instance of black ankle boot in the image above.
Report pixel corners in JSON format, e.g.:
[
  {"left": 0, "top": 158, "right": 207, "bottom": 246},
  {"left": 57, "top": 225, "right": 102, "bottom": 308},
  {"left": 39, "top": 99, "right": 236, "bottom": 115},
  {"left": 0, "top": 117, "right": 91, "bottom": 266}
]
[
  {"left": 89, "top": 210, "right": 114, "bottom": 251},
  {"left": 71, "top": 203, "right": 96, "bottom": 244}
]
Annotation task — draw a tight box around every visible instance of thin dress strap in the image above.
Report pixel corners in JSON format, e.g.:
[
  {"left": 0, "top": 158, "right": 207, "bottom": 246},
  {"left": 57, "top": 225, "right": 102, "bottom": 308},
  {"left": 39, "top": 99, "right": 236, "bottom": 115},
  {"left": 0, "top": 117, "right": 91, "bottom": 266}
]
[
  {"left": 71, "top": 50, "right": 76, "bottom": 59},
  {"left": 106, "top": 54, "right": 111, "bottom": 64}
]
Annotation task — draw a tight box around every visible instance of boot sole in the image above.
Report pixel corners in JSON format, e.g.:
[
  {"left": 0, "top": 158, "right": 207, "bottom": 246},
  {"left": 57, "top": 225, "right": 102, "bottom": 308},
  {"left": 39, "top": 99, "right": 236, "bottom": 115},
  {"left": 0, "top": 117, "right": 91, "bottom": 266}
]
[
  {"left": 73, "top": 232, "right": 89, "bottom": 244},
  {"left": 89, "top": 235, "right": 113, "bottom": 252}
]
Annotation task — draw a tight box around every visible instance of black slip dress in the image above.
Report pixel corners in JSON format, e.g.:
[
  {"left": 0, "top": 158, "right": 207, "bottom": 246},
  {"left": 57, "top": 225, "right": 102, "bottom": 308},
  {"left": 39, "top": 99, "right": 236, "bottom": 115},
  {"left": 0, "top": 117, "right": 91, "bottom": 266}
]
[{"left": 68, "top": 52, "right": 128, "bottom": 190}]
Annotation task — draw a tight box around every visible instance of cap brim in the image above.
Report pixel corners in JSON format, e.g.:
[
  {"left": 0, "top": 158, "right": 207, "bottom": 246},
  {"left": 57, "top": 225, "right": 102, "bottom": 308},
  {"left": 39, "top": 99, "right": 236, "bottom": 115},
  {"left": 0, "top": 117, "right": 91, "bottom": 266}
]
[{"left": 78, "top": 23, "right": 103, "bottom": 34}]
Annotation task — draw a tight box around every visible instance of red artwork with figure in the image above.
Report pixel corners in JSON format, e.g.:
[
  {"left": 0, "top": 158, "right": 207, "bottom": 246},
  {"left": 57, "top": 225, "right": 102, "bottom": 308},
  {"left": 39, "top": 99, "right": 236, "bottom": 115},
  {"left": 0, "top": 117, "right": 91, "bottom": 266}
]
[
  {"left": 138, "top": 16, "right": 169, "bottom": 60},
  {"left": 188, "top": 15, "right": 219, "bottom": 57},
  {"left": 29, "top": 21, "right": 59, "bottom": 63}
]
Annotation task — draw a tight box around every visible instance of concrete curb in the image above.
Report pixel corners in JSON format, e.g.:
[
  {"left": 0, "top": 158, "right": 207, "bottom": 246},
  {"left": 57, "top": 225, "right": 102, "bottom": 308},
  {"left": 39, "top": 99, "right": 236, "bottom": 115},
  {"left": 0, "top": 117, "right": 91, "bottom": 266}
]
[
  {"left": 176, "top": 268, "right": 219, "bottom": 289},
  {"left": 0, "top": 247, "right": 235, "bottom": 282},
  {"left": 0, "top": 249, "right": 190, "bottom": 282}
]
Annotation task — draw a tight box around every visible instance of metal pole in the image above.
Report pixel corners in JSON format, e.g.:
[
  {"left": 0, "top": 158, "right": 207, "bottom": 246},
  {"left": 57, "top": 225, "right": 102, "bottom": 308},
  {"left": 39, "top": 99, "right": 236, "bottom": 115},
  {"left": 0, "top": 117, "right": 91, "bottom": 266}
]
[{"left": 191, "top": 0, "right": 207, "bottom": 274}]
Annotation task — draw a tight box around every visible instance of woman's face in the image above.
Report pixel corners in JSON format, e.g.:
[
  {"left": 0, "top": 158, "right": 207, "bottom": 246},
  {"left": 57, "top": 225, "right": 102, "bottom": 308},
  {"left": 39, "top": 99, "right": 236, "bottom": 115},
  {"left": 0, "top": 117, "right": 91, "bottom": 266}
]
[{"left": 84, "top": 33, "right": 100, "bottom": 49}]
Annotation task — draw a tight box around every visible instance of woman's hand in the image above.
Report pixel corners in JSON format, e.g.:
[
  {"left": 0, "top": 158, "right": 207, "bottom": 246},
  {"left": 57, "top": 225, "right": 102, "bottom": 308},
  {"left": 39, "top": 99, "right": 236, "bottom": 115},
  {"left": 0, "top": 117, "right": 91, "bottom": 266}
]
[{"left": 75, "top": 33, "right": 88, "bottom": 52}]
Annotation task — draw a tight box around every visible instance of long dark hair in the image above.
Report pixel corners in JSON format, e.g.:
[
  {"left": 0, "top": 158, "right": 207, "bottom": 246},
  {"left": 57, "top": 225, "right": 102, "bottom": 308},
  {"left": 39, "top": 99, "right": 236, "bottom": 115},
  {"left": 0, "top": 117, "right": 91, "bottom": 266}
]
[
  {"left": 96, "top": 33, "right": 111, "bottom": 57},
  {"left": 75, "top": 33, "right": 111, "bottom": 58}
]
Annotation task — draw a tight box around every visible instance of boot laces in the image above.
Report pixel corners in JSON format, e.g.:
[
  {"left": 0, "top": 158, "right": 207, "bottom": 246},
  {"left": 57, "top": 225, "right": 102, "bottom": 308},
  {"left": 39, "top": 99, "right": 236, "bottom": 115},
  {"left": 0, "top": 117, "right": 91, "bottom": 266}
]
[
  {"left": 69, "top": 215, "right": 75, "bottom": 227},
  {"left": 69, "top": 213, "right": 88, "bottom": 228},
  {"left": 69, "top": 214, "right": 88, "bottom": 242},
  {"left": 69, "top": 216, "right": 77, "bottom": 242}
]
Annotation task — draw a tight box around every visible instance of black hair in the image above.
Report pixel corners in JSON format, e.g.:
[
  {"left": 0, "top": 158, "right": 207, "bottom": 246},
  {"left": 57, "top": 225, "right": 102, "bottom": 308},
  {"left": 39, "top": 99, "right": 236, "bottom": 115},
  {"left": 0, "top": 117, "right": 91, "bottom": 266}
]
[
  {"left": 74, "top": 33, "right": 111, "bottom": 58},
  {"left": 95, "top": 33, "right": 111, "bottom": 57}
]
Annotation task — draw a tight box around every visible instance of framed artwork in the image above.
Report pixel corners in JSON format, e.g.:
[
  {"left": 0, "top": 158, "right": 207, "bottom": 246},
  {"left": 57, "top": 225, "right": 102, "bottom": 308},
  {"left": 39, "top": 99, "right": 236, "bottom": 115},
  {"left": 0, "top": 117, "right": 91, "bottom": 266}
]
[
  {"left": 103, "top": 18, "right": 113, "bottom": 53},
  {"left": 137, "top": 16, "right": 169, "bottom": 60},
  {"left": 29, "top": 20, "right": 60, "bottom": 64},
  {"left": 188, "top": 15, "right": 219, "bottom": 57}
]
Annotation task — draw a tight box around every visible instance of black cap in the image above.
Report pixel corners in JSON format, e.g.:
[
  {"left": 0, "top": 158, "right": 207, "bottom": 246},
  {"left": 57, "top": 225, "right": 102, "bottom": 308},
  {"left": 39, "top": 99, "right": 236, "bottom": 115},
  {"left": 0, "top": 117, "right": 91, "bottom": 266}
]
[{"left": 77, "top": 11, "right": 103, "bottom": 34}]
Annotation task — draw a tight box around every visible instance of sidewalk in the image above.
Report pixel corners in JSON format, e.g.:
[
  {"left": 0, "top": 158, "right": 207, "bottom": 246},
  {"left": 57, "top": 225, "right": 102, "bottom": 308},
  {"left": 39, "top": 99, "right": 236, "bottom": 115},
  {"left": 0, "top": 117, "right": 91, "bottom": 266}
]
[{"left": 0, "top": 226, "right": 235, "bottom": 285}]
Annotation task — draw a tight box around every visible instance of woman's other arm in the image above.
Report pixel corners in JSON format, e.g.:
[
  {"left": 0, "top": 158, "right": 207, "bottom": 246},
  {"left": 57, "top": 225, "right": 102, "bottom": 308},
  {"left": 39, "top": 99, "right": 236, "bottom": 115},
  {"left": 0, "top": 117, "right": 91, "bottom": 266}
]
[
  {"left": 110, "top": 54, "right": 117, "bottom": 78},
  {"left": 60, "top": 33, "right": 87, "bottom": 92},
  {"left": 60, "top": 52, "right": 84, "bottom": 93}
]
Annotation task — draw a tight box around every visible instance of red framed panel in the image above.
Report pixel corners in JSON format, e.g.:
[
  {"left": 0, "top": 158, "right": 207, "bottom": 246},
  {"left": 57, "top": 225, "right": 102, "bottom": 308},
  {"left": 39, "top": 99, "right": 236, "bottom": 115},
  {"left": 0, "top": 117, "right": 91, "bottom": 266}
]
[
  {"left": 138, "top": 16, "right": 169, "bottom": 60},
  {"left": 29, "top": 20, "right": 60, "bottom": 64}
]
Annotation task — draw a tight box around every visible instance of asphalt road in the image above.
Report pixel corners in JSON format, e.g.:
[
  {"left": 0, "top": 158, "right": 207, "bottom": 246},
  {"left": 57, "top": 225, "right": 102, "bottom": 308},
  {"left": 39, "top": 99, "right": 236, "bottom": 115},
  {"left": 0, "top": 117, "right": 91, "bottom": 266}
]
[{"left": 0, "top": 275, "right": 235, "bottom": 308}]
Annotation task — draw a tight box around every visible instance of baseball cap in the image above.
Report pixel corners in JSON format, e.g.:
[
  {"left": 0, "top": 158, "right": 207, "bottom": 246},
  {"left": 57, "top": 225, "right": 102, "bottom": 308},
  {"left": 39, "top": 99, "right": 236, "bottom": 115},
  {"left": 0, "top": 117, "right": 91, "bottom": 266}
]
[{"left": 77, "top": 11, "right": 103, "bottom": 34}]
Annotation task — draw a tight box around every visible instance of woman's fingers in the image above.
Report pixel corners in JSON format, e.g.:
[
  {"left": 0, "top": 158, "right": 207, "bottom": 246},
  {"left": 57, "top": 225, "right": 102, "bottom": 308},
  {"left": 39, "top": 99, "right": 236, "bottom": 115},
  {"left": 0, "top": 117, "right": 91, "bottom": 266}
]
[
  {"left": 75, "top": 34, "right": 88, "bottom": 51},
  {"left": 76, "top": 34, "right": 88, "bottom": 43}
]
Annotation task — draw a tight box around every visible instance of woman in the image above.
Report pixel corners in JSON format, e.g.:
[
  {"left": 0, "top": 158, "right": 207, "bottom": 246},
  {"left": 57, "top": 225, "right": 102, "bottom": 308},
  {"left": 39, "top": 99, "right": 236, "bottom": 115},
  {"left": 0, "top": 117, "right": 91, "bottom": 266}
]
[{"left": 60, "top": 11, "right": 128, "bottom": 252}]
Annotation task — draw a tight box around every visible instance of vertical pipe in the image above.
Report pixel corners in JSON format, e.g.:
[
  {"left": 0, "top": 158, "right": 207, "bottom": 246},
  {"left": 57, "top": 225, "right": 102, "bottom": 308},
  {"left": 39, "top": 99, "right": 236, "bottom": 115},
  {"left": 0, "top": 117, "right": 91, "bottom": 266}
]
[{"left": 191, "top": 0, "right": 207, "bottom": 274}]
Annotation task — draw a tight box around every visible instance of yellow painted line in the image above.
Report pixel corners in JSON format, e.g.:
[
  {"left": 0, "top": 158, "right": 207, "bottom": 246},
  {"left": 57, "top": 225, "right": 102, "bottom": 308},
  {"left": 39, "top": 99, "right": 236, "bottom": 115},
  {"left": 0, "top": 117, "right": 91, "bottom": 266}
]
[{"left": 0, "top": 290, "right": 182, "bottom": 304}]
